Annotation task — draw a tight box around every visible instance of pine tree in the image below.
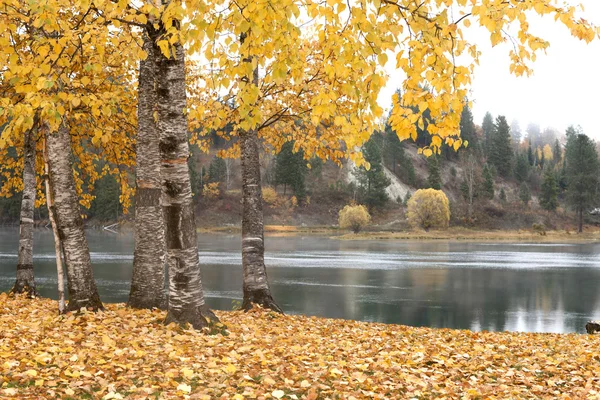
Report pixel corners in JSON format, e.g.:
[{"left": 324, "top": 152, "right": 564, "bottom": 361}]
[
  {"left": 274, "top": 141, "right": 308, "bottom": 200},
  {"left": 527, "top": 139, "right": 534, "bottom": 166},
  {"left": 489, "top": 115, "right": 513, "bottom": 177},
  {"left": 354, "top": 137, "right": 391, "bottom": 211},
  {"left": 565, "top": 130, "right": 599, "bottom": 233},
  {"left": 553, "top": 139, "right": 562, "bottom": 165},
  {"left": 427, "top": 155, "right": 442, "bottom": 190},
  {"left": 459, "top": 102, "right": 477, "bottom": 150},
  {"left": 499, "top": 188, "right": 507, "bottom": 202},
  {"left": 519, "top": 183, "right": 531, "bottom": 206},
  {"left": 514, "top": 153, "right": 529, "bottom": 183},
  {"left": 208, "top": 156, "right": 227, "bottom": 183},
  {"left": 510, "top": 119, "right": 522, "bottom": 148},
  {"left": 482, "top": 164, "right": 494, "bottom": 199},
  {"left": 482, "top": 112, "right": 495, "bottom": 157},
  {"left": 540, "top": 169, "right": 559, "bottom": 211}
]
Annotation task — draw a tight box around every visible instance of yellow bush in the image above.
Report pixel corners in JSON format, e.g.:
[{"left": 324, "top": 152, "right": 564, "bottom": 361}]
[
  {"left": 406, "top": 189, "right": 450, "bottom": 231},
  {"left": 202, "top": 182, "right": 220, "bottom": 199},
  {"left": 290, "top": 196, "right": 298, "bottom": 208},
  {"left": 338, "top": 204, "right": 371, "bottom": 233},
  {"left": 262, "top": 186, "right": 278, "bottom": 205}
]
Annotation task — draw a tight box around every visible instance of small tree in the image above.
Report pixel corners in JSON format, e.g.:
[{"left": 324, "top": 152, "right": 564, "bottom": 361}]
[
  {"left": 482, "top": 164, "right": 494, "bottom": 200},
  {"left": 274, "top": 141, "right": 308, "bottom": 200},
  {"left": 208, "top": 156, "right": 227, "bottom": 183},
  {"left": 427, "top": 155, "right": 442, "bottom": 190},
  {"left": 565, "top": 130, "right": 599, "bottom": 232},
  {"left": 489, "top": 115, "right": 513, "bottom": 177},
  {"left": 499, "top": 188, "right": 507, "bottom": 202},
  {"left": 407, "top": 189, "right": 450, "bottom": 231},
  {"left": 519, "top": 183, "right": 531, "bottom": 206},
  {"left": 339, "top": 204, "right": 371, "bottom": 233},
  {"left": 354, "top": 136, "right": 391, "bottom": 211},
  {"left": 513, "top": 153, "right": 529, "bottom": 183},
  {"left": 540, "top": 169, "right": 559, "bottom": 211}
]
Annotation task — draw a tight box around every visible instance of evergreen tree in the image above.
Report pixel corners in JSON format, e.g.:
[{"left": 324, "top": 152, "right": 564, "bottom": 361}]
[
  {"left": 382, "top": 124, "right": 403, "bottom": 174},
  {"left": 482, "top": 164, "right": 494, "bottom": 199},
  {"left": 379, "top": 123, "right": 417, "bottom": 186},
  {"left": 88, "top": 174, "right": 120, "bottom": 221},
  {"left": 565, "top": 130, "right": 599, "bottom": 233},
  {"left": 208, "top": 156, "right": 227, "bottom": 183},
  {"left": 499, "top": 188, "right": 507, "bottom": 202},
  {"left": 540, "top": 169, "right": 559, "bottom": 211},
  {"left": 489, "top": 115, "right": 513, "bottom": 177},
  {"left": 514, "top": 153, "right": 529, "bottom": 183},
  {"left": 427, "top": 155, "right": 442, "bottom": 190},
  {"left": 527, "top": 139, "right": 534, "bottom": 166},
  {"left": 274, "top": 141, "right": 308, "bottom": 200},
  {"left": 539, "top": 150, "right": 545, "bottom": 169},
  {"left": 354, "top": 137, "right": 391, "bottom": 210},
  {"left": 459, "top": 101, "right": 477, "bottom": 150},
  {"left": 510, "top": 119, "right": 522, "bottom": 148},
  {"left": 553, "top": 139, "right": 562, "bottom": 165},
  {"left": 482, "top": 112, "right": 495, "bottom": 157},
  {"left": 519, "top": 183, "right": 531, "bottom": 206}
]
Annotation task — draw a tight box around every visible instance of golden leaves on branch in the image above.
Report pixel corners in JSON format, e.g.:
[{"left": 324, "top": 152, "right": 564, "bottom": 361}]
[{"left": 2, "top": 294, "right": 600, "bottom": 399}]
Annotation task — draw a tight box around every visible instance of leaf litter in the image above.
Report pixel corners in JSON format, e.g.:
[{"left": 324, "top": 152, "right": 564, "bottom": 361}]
[{"left": 1, "top": 294, "right": 600, "bottom": 399}]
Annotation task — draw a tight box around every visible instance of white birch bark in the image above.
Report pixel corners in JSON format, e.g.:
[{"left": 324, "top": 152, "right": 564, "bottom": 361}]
[{"left": 46, "top": 122, "right": 102, "bottom": 312}]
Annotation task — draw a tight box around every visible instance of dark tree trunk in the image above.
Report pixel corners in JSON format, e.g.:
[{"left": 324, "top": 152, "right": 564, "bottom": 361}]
[
  {"left": 12, "top": 124, "right": 37, "bottom": 297},
  {"left": 157, "top": 43, "right": 214, "bottom": 328},
  {"left": 129, "top": 34, "right": 167, "bottom": 310},
  {"left": 47, "top": 123, "right": 103, "bottom": 312},
  {"left": 240, "top": 129, "right": 282, "bottom": 313},
  {"left": 578, "top": 207, "right": 583, "bottom": 233}
]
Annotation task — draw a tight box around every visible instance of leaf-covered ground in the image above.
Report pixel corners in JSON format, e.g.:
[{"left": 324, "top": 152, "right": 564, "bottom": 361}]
[{"left": 1, "top": 294, "right": 600, "bottom": 399}]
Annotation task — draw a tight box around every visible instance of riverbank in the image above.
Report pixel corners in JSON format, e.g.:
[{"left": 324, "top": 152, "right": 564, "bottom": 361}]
[
  {"left": 1, "top": 294, "right": 599, "bottom": 399},
  {"left": 198, "top": 224, "right": 600, "bottom": 243}
]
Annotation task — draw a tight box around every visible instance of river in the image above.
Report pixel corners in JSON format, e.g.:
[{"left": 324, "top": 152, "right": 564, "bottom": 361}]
[{"left": 1, "top": 228, "right": 600, "bottom": 333}]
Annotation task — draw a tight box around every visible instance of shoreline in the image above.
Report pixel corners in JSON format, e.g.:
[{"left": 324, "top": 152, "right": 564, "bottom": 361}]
[{"left": 198, "top": 225, "right": 600, "bottom": 243}]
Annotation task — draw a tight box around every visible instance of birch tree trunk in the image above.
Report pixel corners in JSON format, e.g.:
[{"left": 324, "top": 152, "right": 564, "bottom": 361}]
[
  {"left": 43, "top": 136, "right": 65, "bottom": 314},
  {"left": 47, "top": 123, "right": 103, "bottom": 312},
  {"left": 157, "top": 43, "right": 214, "bottom": 328},
  {"left": 239, "top": 33, "right": 281, "bottom": 313},
  {"left": 240, "top": 129, "right": 282, "bottom": 312},
  {"left": 12, "top": 124, "right": 37, "bottom": 297},
  {"left": 129, "top": 33, "right": 167, "bottom": 310}
]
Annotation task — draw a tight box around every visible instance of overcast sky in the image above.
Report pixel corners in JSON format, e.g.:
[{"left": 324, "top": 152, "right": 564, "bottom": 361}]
[{"left": 381, "top": 0, "right": 600, "bottom": 140}]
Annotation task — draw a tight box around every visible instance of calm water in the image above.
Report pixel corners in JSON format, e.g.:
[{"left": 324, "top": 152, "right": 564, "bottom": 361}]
[{"left": 1, "top": 228, "right": 600, "bottom": 333}]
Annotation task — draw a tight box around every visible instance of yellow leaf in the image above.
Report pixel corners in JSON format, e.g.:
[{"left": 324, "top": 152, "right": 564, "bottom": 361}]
[
  {"left": 224, "top": 364, "right": 237, "bottom": 374},
  {"left": 272, "top": 390, "right": 285, "bottom": 399},
  {"left": 177, "top": 383, "right": 191, "bottom": 394},
  {"left": 25, "top": 369, "right": 37, "bottom": 377}
]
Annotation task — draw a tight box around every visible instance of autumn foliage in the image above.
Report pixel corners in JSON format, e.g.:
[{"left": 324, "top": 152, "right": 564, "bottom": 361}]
[
  {"left": 2, "top": 294, "right": 600, "bottom": 399},
  {"left": 407, "top": 189, "right": 450, "bottom": 231},
  {"left": 338, "top": 204, "right": 371, "bottom": 233}
]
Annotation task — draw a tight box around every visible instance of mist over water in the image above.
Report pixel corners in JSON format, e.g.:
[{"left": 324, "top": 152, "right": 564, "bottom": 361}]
[{"left": 2, "top": 228, "right": 600, "bottom": 333}]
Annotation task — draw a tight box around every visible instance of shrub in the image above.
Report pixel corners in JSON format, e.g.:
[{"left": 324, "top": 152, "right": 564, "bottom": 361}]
[
  {"left": 262, "top": 186, "right": 278, "bottom": 205},
  {"left": 406, "top": 189, "right": 450, "bottom": 230},
  {"left": 338, "top": 204, "right": 371, "bottom": 233},
  {"left": 532, "top": 223, "right": 546, "bottom": 236},
  {"left": 202, "top": 182, "right": 220, "bottom": 199}
]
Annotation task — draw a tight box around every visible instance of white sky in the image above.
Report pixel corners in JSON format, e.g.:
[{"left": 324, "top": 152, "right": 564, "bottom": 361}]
[{"left": 380, "top": 0, "right": 600, "bottom": 139}]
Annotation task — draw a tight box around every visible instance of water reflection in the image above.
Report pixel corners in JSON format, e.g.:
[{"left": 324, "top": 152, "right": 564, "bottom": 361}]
[{"left": 1, "top": 229, "right": 600, "bottom": 333}]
